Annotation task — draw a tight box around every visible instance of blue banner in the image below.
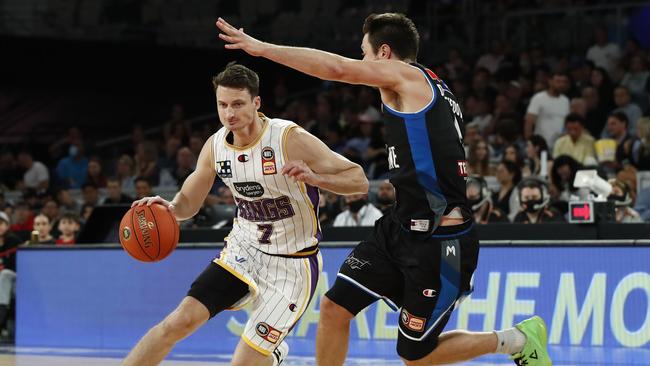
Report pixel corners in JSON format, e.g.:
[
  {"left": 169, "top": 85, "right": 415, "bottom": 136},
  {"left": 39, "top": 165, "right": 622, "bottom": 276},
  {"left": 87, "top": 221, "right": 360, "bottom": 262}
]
[{"left": 17, "top": 246, "right": 650, "bottom": 358}]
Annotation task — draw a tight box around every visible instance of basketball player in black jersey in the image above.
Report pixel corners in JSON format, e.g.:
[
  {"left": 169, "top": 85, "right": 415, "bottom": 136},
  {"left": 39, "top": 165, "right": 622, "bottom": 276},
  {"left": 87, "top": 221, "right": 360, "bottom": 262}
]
[{"left": 218, "top": 13, "right": 551, "bottom": 366}]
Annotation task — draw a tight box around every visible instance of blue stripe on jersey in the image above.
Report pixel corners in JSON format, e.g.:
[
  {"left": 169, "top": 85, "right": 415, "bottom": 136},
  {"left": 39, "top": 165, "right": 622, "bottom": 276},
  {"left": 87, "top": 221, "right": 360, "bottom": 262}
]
[{"left": 404, "top": 115, "right": 445, "bottom": 201}]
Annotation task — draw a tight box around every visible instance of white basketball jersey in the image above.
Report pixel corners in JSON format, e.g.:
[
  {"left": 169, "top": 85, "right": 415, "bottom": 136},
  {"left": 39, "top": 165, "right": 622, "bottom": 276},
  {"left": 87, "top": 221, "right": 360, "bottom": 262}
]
[{"left": 212, "top": 114, "right": 321, "bottom": 255}]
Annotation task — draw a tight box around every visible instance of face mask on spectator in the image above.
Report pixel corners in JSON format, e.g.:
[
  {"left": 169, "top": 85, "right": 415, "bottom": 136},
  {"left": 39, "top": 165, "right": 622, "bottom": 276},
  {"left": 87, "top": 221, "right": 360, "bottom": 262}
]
[
  {"left": 377, "top": 197, "right": 394, "bottom": 205},
  {"left": 523, "top": 199, "right": 544, "bottom": 213},
  {"left": 348, "top": 199, "right": 366, "bottom": 213}
]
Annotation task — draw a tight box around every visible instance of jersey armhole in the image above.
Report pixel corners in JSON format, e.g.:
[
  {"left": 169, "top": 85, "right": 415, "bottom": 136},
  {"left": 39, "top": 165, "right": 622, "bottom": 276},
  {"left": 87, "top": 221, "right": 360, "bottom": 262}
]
[{"left": 281, "top": 124, "right": 300, "bottom": 165}]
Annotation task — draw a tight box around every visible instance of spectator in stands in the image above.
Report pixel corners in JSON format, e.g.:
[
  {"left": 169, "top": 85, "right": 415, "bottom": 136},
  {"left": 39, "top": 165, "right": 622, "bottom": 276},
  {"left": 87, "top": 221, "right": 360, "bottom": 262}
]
[
  {"left": 621, "top": 55, "right": 650, "bottom": 109},
  {"left": 492, "top": 160, "right": 522, "bottom": 215},
  {"left": 32, "top": 214, "right": 55, "bottom": 244},
  {"left": 502, "top": 144, "right": 525, "bottom": 169},
  {"left": 463, "top": 122, "right": 481, "bottom": 156},
  {"left": 131, "top": 125, "right": 145, "bottom": 147},
  {"left": 162, "top": 104, "right": 190, "bottom": 143},
  {"left": 590, "top": 67, "right": 615, "bottom": 113},
  {"left": 318, "top": 191, "right": 341, "bottom": 228},
  {"left": 40, "top": 199, "right": 60, "bottom": 226},
  {"left": 48, "top": 126, "right": 83, "bottom": 162},
  {"left": 56, "top": 189, "right": 80, "bottom": 215},
  {"left": 550, "top": 155, "right": 581, "bottom": 203},
  {"left": 613, "top": 85, "right": 643, "bottom": 135},
  {"left": 0, "top": 211, "right": 19, "bottom": 339},
  {"left": 188, "top": 133, "right": 204, "bottom": 159},
  {"left": 552, "top": 113, "right": 596, "bottom": 164},
  {"left": 54, "top": 142, "right": 88, "bottom": 189},
  {"left": 628, "top": 117, "right": 650, "bottom": 170},
  {"left": 172, "top": 147, "right": 196, "bottom": 187},
  {"left": 467, "top": 97, "right": 493, "bottom": 135},
  {"left": 134, "top": 177, "right": 154, "bottom": 200},
  {"left": 81, "top": 183, "right": 100, "bottom": 207},
  {"left": 582, "top": 86, "right": 608, "bottom": 138},
  {"left": 608, "top": 179, "right": 641, "bottom": 223},
  {"left": 476, "top": 40, "right": 505, "bottom": 74},
  {"left": 524, "top": 71, "right": 570, "bottom": 147},
  {"left": 55, "top": 213, "right": 80, "bottom": 245},
  {"left": 332, "top": 194, "right": 382, "bottom": 227},
  {"left": 514, "top": 179, "right": 564, "bottom": 223},
  {"left": 103, "top": 177, "right": 133, "bottom": 204},
  {"left": 570, "top": 97, "right": 587, "bottom": 119},
  {"left": 374, "top": 180, "right": 395, "bottom": 215},
  {"left": 9, "top": 202, "right": 33, "bottom": 232},
  {"left": 0, "top": 151, "right": 20, "bottom": 191},
  {"left": 602, "top": 112, "right": 634, "bottom": 166},
  {"left": 158, "top": 136, "right": 182, "bottom": 173},
  {"left": 17, "top": 151, "right": 49, "bottom": 192},
  {"left": 466, "top": 176, "right": 508, "bottom": 224},
  {"left": 86, "top": 157, "right": 108, "bottom": 188},
  {"left": 586, "top": 26, "right": 621, "bottom": 76},
  {"left": 116, "top": 154, "right": 136, "bottom": 190},
  {"left": 80, "top": 203, "right": 94, "bottom": 223},
  {"left": 471, "top": 67, "right": 497, "bottom": 103},
  {"left": 524, "top": 135, "right": 550, "bottom": 177},
  {"left": 134, "top": 141, "right": 160, "bottom": 186},
  {"left": 467, "top": 138, "right": 492, "bottom": 176}
]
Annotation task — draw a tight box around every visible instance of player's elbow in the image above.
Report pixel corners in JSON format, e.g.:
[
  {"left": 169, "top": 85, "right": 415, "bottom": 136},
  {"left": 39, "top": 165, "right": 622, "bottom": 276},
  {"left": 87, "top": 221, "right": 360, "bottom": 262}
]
[{"left": 353, "top": 166, "right": 369, "bottom": 194}]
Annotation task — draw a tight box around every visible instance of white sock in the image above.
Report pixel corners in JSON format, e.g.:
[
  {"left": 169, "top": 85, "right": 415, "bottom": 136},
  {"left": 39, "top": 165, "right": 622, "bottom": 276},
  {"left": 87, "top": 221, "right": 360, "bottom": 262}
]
[{"left": 494, "top": 327, "right": 527, "bottom": 355}]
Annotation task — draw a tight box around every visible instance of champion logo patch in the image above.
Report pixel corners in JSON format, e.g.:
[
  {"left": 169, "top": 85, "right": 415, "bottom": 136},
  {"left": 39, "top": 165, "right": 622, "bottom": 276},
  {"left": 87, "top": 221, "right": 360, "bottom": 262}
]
[
  {"left": 422, "top": 289, "right": 437, "bottom": 297},
  {"left": 237, "top": 154, "right": 249, "bottom": 162}
]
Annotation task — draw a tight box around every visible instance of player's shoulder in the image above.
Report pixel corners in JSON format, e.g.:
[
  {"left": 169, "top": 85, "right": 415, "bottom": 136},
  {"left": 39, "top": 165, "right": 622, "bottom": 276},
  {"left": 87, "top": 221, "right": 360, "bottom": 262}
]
[{"left": 267, "top": 117, "right": 299, "bottom": 129}]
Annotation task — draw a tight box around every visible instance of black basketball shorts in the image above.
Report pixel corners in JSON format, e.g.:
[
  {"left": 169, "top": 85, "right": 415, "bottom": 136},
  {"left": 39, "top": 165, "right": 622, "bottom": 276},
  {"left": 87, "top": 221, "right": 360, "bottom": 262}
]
[{"left": 325, "top": 215, "right": 479, "bottom": 361}]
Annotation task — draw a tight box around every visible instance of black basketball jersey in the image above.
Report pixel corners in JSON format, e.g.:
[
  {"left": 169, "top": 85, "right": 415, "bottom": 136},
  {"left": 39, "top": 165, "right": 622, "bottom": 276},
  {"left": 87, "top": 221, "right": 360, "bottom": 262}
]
[{"left": 382, "top": 63, "right": 469, "bottom": 232}]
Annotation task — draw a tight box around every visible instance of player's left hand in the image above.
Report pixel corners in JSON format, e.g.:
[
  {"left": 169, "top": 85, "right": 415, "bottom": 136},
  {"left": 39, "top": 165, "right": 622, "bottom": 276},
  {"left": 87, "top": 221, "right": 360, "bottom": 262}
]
[
  {"left": 216, "top": 17, "right": 266, "bottom": 57},
  {"left": 282, "top": 160, "right": 321, "bottom": 186}
]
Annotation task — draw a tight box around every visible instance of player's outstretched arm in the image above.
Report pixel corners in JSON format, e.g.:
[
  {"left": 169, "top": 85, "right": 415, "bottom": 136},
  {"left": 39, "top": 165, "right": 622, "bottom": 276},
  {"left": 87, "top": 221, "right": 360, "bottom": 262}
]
[
  {"left": 170, "top": 136, "right": 217, "bottom": 221},
  {"left": 282, "top": 127, "right": 368, "bottom": 195},
  {"left": 216, "top": 17, "right": 408, "bottom": 89}
]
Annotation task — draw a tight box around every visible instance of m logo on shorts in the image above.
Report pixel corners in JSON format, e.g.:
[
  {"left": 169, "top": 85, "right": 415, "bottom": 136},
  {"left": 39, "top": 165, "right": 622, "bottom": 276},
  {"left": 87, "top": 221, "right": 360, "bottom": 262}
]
[
  {"left": 255, "top": 322, "right": 282, "bottom": 344},
  {"left": 446, "top": 245, "right": 456, "bottom": 256}
]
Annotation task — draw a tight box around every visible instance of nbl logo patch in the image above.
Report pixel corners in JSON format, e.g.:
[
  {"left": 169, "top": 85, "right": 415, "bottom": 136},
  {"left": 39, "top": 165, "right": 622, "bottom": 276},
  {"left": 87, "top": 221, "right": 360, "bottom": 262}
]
[
  {"left": 400, "top": 309, "right": 426, "bottom": 332},
  {"left": 261, "top": 146, "right": 277, "bottom": 175},
  {"left": 255, "top": 322, "right": 282, "bottom": 344}
]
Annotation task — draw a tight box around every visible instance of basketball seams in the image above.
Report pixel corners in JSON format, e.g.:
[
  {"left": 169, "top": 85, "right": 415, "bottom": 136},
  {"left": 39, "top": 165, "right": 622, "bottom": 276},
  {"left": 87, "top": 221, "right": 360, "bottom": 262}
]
[{"left": 148, "top": 205, "right": 163, "bottom": 260}]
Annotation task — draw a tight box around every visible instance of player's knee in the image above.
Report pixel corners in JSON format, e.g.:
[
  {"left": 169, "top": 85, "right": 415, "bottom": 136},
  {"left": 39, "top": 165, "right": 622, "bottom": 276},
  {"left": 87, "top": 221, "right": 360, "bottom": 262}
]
[
  {"left": 158, "top": 311, "right": 197, "bottom": 341},
  {"left": 319, "top": 296, "right": 354, "bottom": 325}
]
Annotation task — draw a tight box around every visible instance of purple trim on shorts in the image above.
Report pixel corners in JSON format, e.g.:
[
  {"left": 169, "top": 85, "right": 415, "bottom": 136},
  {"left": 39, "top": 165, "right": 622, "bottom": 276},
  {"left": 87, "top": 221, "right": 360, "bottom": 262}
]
[
  {"left": 306, "top": 184, "right": 322, "bottom": 242},
  {"left": 307, "top": 252, "right": 320, "bottom": 304}
]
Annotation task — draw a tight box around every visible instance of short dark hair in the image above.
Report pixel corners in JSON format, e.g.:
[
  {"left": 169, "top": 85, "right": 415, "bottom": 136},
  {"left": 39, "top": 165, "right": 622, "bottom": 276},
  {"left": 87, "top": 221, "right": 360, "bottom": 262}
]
[
  {"left": 60, "top": 212, "right": 80, "bottom": 224},
  {"left": 565, "top": 113, "right": 585, "bottom": 126},
  {"left": 134, "top": 177, "right": 151, "bottom": 186},
  {"left": 362, "top": 13, "right": 419, "bottom": 61},
  {"left": 610, "top": 111, "right": 629, "bottom": 127},
  {"left": 212, "top": 63, "right": 259, "bottom": 97}
]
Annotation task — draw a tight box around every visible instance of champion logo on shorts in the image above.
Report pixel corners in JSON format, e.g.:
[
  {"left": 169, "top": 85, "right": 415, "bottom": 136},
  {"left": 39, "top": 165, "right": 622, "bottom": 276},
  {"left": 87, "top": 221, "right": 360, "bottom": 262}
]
[
  {"left": 400, "top": 309, "right": 426, "bottom": 332},
  {"left": 422, "top": 289, "right": 437, "bottom": 297},
  {"left": 289, "top": 303, "right": 297, "bottom": 312},
  {"left": 255, "top": 322, "right": 282, "bottom": 344}
]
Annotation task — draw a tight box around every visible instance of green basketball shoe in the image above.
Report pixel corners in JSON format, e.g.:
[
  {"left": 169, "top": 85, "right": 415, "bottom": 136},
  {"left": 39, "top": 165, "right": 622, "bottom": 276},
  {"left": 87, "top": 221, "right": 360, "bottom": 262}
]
[{"left": 511, "top": 316, "right": 552, "bottom": 366}]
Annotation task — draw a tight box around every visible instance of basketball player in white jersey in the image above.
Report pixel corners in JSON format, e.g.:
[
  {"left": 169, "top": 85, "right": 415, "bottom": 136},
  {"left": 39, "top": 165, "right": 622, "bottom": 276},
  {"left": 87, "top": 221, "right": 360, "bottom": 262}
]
[{"left": 122, "top": 63, "right": 368, "bottom": 366}]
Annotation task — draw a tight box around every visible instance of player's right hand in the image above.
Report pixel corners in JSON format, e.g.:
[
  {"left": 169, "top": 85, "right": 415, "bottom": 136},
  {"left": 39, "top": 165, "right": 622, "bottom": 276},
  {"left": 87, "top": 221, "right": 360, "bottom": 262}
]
[
  {"left": 216, "top": 17, "right": 266, "bottom": 57},
  {"left": 131, "top": 195, "right": 175, "bottom": 213}
]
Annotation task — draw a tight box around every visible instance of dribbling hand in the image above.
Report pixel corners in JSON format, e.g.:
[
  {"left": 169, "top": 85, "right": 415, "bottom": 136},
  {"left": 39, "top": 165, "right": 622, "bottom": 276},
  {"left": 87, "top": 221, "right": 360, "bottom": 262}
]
[
  {"left": 281, "top": 160, "right": 321, "bottom": 187},
  {"left": 216, "top": 17, "right": 266, "bottom": 57},
  {"left": 131, "top": 195, "right": 176, "bottom": 214}
]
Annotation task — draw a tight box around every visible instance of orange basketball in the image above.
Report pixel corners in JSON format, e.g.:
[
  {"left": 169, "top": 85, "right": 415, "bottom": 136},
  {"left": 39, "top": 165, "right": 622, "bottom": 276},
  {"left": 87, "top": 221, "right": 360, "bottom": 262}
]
[{"left": 119, "top": 203, "right": 179, "bottom": 262}]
